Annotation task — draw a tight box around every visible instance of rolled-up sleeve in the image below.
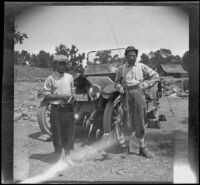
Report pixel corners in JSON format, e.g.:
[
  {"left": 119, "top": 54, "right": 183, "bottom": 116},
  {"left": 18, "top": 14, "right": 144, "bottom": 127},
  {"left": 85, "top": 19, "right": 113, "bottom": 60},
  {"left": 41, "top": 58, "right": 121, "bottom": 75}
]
[
  {"left": 141, "top": 64, "right": 159, "bottom": 88},
  {"left": 43, "top": 76, "right": 53, "bottom": 95},
  {"left": 70, "top": 75, "right": 74, "bottom": 95}
]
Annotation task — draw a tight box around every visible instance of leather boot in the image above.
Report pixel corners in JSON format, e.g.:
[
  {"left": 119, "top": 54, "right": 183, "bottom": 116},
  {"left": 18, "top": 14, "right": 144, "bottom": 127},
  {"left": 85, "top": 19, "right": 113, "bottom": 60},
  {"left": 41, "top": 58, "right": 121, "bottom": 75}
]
[{"left": 139, "top": 147, "right": 153, "bottom": 158}]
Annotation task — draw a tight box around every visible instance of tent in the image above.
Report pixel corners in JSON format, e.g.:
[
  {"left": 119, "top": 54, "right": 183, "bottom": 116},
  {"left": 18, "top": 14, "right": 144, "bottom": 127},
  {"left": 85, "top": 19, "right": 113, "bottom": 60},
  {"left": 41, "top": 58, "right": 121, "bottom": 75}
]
[{"left": 160, "top": 64, "right": 188, "bottom": 78}]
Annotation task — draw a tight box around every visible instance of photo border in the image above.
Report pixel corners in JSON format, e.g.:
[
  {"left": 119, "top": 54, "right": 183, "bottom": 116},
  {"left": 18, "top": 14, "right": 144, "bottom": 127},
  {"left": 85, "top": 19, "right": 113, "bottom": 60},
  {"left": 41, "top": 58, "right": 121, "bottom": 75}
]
[{"left": 2, "top": 1, "right": 199, "bottom": 183}]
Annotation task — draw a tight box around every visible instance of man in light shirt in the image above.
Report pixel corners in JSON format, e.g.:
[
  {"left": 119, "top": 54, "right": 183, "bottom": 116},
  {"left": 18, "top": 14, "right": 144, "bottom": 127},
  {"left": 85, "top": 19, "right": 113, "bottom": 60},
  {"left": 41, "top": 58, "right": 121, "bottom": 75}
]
[
  {"left": 43, "top": 54, "right": 74, "bottom": 158},
  {"left": 115, "top": 46, "right": 159, "bottom": 158}
]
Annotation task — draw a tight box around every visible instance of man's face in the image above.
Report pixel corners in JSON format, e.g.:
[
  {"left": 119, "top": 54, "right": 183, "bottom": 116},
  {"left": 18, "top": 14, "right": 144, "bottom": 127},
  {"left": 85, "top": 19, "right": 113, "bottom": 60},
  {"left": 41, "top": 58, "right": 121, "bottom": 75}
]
[
  {"left": 125, "top": 51, "right": 137, "bottom": 65},
  {"left": 55, "top": 61, "right": 67, "bottom": 74}
]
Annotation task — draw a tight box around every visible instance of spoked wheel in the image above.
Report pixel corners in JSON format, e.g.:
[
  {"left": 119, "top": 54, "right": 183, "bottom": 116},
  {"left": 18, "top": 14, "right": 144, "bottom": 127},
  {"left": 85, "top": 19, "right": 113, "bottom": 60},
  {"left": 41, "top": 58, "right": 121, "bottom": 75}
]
[
  {"left": 85, "top": 111, "right": 104, "bottom": 141},
  {"left": 102, "top": 98, "right": 124, "bottom": 153},
  {"left": 37, "top": 99, "right": 52, "bottom": 136}
]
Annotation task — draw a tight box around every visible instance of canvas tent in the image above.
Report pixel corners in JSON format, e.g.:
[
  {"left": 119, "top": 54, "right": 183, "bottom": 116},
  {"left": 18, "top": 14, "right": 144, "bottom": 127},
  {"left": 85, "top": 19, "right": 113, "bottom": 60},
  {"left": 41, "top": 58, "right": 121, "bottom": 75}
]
[{"left": 159, "top": 64, "right": 188, "bottom": 78}]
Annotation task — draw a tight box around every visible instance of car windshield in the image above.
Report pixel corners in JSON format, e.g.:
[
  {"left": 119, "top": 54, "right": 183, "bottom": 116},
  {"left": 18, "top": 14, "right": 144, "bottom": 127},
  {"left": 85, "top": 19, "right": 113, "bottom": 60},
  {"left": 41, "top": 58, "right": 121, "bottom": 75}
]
[{"left": 85, "top": 48, "right": 125, "bottom": 74}]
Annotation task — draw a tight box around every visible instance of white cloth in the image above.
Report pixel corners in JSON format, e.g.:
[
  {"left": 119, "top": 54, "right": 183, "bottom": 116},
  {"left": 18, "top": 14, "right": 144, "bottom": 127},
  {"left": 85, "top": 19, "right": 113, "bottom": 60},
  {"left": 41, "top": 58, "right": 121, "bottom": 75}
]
[{"left": 53, "top": 55, "right": 68, "bottom": 62}]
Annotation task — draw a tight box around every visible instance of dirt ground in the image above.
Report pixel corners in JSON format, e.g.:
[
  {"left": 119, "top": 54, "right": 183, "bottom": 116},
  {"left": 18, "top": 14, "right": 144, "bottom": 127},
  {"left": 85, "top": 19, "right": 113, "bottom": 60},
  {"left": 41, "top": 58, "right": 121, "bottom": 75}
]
[{"left": 14, "top": 81, "right": 189, "bottom": 183}]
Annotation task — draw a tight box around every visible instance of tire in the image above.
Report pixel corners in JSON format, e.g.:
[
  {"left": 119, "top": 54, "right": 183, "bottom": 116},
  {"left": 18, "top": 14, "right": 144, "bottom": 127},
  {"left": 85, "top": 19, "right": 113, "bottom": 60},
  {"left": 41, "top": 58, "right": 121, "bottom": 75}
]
[
  {"left": 103, "top": 99, "right": 114, "bottom": 133},
  {"left": 102, "top": 98, "right": 123, "bottom": 153},
  {"left": 37, "top": 99, "right": 52, "bottom": 136},
  {"left": 85, "top": 111, "right": 103, "bottom": 142}
]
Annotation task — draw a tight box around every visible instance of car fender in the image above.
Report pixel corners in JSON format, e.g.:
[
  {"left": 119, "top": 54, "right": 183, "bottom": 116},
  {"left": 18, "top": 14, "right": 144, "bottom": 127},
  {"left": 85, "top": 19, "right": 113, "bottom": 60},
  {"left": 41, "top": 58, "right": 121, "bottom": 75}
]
[{"left": 101, "top": 84, "right": 119, "bottom": 99}]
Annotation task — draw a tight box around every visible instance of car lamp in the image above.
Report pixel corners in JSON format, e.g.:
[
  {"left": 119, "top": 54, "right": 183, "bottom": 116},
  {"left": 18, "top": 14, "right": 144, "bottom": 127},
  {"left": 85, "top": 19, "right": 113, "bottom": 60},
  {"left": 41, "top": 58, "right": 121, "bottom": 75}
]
[{"left": 88, "top": 84, "right": 101, "bottom": 101}]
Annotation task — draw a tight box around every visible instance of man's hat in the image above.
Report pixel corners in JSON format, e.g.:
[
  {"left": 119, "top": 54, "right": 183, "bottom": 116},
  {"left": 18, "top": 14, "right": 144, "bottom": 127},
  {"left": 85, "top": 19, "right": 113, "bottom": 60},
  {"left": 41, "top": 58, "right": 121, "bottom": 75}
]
[
  {"left": 53, "top": 54, "right": 69, "bottom": 63},
  {"left": 125, "top": 46, "right": 138, "bottom": 56}
]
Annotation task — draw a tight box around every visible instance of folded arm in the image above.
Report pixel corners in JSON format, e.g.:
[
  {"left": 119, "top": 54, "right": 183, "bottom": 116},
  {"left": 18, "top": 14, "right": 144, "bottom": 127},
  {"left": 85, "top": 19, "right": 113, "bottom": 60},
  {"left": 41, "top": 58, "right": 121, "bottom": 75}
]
[{"left": 140, "top": 64, "right": 159, "bottom": 89}]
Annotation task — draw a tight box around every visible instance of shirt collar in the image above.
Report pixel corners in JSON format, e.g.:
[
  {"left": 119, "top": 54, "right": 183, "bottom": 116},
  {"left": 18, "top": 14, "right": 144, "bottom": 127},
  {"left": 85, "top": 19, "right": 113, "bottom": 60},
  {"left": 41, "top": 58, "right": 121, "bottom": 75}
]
[
  {"left": 125, "top": 60, "right": 139, "bottom": 67},
  {"left": 54, "top": 71, "right": 65, "bottom": 77},
  {"left": 125, "top": 62, "right": 136, "bottom": 68}
]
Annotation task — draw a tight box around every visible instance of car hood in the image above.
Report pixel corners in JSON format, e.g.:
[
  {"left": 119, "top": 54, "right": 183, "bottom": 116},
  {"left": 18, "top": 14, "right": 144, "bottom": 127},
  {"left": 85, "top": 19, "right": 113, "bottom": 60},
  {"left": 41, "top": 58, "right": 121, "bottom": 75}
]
[{"left": 86, "top": 76, "right": 115, "bottom": 89}]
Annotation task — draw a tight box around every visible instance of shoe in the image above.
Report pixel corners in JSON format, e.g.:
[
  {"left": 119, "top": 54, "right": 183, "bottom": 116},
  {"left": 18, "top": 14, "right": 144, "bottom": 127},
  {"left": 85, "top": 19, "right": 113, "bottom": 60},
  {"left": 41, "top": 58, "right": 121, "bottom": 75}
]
[
  {"left": 121, "top": 146, "right": 130, "bottom": 159},
  {"left": 139, "top": 147, "right": 153, "bottom": 158}
]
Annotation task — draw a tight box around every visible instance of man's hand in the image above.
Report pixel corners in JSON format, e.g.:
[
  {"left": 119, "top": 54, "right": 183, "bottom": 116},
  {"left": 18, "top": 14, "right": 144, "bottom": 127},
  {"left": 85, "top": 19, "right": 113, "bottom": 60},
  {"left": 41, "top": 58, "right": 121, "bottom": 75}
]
[
  {"left": 115, "top": 83, "right": 124, "bottom": 94},
  {"left": 140, "top": 81, "right": 149, "bottom": 90}
]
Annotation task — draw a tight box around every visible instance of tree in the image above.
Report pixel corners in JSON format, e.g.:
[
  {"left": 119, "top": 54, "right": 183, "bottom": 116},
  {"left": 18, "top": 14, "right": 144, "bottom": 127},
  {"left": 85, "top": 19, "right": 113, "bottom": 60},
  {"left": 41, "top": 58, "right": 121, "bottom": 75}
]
[
  {"left": 55, "top": 44, "right": 70, "bottom": 57},
  {"left": 110, "top": 54, "right": 125, "bottom": 66},
  {"left": 14, "top": 50, "right": 30, "bottom": 65},
  {"left": 30, "top": 54, "right": 39, "bottom": 67},
  {"left": 182, "top": 51, "right": 189, "bottom": 72},
  {"left": 55, "top": 44, "right": 85, "bottom": 75},
  {"left": 14, "top": 25, "right": 28, "bottom": 45},
  {"left": 94, "top": 50, "right": 112, "bottom": 64},
  {"left": 171, "top": 55, "right": 182, "bottom": 64},
  {"left": 140, "top": 53, "right": 150, "bottom": 66},
  {"left": 159, "top": 48, "right": 172, "bottom": 58},
  {"left": 148, "top": 48, "right": 174, "bottom": 69},
  {"left": 20, "top": 50, "right": 30, "bottom": 64},
  {"left": 37, "top": 50, "right": 53, "bottom": 68},
  {"left": 145, "top": 48, "right": 184, "bottom": 75}
]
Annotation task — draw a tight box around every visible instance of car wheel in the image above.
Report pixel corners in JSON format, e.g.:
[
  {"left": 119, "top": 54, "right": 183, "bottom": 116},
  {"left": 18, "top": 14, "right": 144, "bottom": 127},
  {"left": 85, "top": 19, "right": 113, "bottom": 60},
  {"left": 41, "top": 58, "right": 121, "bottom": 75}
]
[
  {"left": 37, "top": 99, "right": 52, "bottom": 136},
  {"left": 102, "top": 98, "right": 124, "bottom": 153}
]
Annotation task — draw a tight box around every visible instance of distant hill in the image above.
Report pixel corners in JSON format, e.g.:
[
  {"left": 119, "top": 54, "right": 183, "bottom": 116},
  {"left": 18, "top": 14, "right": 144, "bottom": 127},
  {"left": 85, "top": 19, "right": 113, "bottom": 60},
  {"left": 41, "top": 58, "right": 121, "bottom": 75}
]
[{"left": 14, "top": 65, "right": 53, "bottom": 82}]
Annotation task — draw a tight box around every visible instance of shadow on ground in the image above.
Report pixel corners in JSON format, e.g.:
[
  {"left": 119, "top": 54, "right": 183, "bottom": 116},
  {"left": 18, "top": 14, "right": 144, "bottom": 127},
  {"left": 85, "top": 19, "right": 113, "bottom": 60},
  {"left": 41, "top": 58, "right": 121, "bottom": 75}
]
[
  {"left": 28, "top": 131, "right": 51, "bottom": 142},
  {"left": 29, "top": 123, "right": 188, "bottom": 161},
  {"left": 145, "top": 129, "right": 188, "bottom": 159},
  {"left": 29, "top": 152, "right": 62, "bottom": 164},
  {"left": 28, "top": 126, "right": 86, "bottom": 142},
  {"left": 146, "top": 132, "right": 173, "bottom": 158}
]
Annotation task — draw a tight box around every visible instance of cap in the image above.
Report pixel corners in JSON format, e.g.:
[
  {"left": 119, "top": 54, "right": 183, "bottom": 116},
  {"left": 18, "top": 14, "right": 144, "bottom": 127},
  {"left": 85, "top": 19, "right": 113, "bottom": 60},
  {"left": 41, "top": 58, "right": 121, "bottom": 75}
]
[
  {"left": 125, "top": 46, "right": 138, "bottom": 56},
  {"left": 53, "top": 54, "right": 69, "bottom": 63}
]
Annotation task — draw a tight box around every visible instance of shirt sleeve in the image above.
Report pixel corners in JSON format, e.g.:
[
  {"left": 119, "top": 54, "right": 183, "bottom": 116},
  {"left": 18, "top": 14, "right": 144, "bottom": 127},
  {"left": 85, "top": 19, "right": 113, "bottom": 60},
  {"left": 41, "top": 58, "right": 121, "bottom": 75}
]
[
  {"left": 70, "top": 75, "right": 74, "bottom": 95},
  {"left": 141, "top": 64, "right": 160, "bottom": 88},
  {"left": 43, "top": 76, "right": 53, "bottom": 95}
]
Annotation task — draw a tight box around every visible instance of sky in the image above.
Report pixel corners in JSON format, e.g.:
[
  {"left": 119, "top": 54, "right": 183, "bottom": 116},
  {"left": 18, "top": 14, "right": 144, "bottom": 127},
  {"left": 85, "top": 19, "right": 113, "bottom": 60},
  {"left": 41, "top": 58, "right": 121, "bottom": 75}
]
[{"left": 15, "top": 5, "right": 189, "bottom": 61}]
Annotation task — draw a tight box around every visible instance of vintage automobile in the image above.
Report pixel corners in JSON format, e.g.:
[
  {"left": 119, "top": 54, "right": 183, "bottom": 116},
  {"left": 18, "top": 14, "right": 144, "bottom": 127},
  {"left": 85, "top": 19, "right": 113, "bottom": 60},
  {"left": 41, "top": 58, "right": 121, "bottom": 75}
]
[{"left": 37, "top": 48, "right": 160, "bottom": 148}]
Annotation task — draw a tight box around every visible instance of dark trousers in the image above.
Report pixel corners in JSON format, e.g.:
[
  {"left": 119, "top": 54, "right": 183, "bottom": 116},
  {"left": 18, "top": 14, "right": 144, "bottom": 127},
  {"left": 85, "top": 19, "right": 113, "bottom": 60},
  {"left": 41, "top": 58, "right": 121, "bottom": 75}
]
[
  {"left": 119, "top": 88, "right": 147, "bottom": 147},
  {"left": 50, "top": 104, "right": 74, "bottom": 153}
]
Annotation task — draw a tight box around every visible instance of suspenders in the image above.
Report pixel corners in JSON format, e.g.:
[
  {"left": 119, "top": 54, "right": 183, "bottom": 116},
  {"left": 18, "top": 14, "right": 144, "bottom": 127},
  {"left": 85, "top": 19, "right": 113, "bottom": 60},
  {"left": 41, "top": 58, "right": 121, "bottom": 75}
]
[{"left": 119, "top": 64, "right": 125, "bottom": 87}]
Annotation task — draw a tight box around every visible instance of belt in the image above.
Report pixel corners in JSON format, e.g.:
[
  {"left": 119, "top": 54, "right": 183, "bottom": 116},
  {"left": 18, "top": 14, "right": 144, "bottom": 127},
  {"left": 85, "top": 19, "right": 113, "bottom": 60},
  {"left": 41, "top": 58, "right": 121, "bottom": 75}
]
[{"left": 125, "top": 85, "right": 141, "bottom": 91}]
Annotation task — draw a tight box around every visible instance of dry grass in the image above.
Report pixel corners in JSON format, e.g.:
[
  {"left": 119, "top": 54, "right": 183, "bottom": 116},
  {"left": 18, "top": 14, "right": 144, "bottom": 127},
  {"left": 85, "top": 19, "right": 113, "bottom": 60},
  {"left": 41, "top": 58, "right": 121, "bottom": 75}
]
[{"left": 14, "top": 65, "right": 53, "bottom": 81}]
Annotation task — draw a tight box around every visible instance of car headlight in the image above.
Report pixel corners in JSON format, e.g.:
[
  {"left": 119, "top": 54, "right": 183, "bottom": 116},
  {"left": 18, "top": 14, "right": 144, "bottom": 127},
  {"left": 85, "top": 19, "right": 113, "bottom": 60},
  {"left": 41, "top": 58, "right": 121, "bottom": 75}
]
[
  {"left": 74, "top": 113, "right": 80, "bottom": 120},
  {"left": 88, "top": 84, "right": 101, "bottom": 100}
]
